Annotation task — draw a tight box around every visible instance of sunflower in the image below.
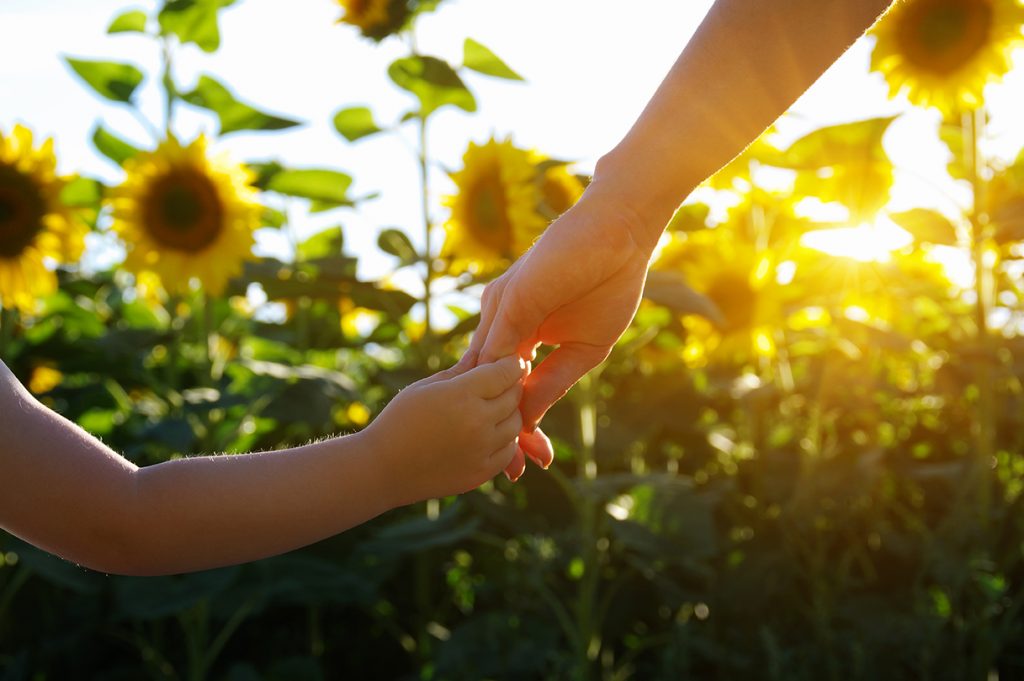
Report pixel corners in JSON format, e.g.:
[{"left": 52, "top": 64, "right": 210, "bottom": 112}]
[
  {"left": 112, "top": 136, "right": 261, "bottom": 297},
  {"left": 870, "top": 0, "right": 1024, "bottom": 113},
  {"left": 652, "top": 229, "right": 787, "bottom": 367},
  {"left": 336, "top": 0, "right": 406, "bottom": 40},
  {"left": 0, "top": 125, "right": 85, "bottom": 312},
  {"left": 537, "top": 163, "right": 585, "bottom": 220},
  {"left": 442, "top": 137, "right": 547, "bottom": 274}
]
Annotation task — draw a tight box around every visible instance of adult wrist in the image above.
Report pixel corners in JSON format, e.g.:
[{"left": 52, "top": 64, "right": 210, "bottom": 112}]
[{"left": 590, "top": 151, "right": 690, "bottom": 255}]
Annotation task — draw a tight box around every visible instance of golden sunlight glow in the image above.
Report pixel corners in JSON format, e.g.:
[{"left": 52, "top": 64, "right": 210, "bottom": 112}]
[{"left": 801, "top": 218, "right": 913, "bottom": 262}]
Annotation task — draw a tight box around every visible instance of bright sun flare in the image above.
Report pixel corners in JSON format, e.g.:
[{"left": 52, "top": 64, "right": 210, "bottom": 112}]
[{"left": 801, "top": 218, "right": 913, "bottom": 262}]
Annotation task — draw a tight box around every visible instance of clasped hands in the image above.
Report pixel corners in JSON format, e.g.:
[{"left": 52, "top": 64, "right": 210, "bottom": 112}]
[{"left": 457, "top": 188, "right": 654, "bottom": 482}]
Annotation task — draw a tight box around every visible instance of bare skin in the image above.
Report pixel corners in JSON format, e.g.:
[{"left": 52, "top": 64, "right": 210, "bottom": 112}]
[
  {"left": 0, "top": 355, "right": 525, "bottom": 576},
  {"left": 464, "top": 0, "right": 898, "bottom": 480}
]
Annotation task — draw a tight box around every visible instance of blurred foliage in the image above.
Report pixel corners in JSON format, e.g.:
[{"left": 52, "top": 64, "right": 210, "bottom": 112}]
[{"left": 4, "top": 1, "right": 1024, "bottom": 680}]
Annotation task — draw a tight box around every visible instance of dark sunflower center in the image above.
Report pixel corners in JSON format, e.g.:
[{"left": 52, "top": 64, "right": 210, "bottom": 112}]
[
  {"left": 0, "top": 164, "right": 46, "bottom": 259},
  {"left": 897, "top": 0, "right": 993, "bottom": 75},
  {"left": 143, "top": 169, "right": 224, "bottom": 253},
  {"left": 541, "top": 174, "right": 574, "bottom": 217},
  {"left": 705, "top": 271, "right": 757, "bottom": 332},
  {"left": 467, "top": 170, "right": 514, "bottom": 255}
]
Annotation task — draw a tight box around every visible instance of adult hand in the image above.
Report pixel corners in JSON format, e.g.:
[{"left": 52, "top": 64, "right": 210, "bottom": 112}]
[{"left": 463, "top": 187, "right": 655, "bottom": 479}]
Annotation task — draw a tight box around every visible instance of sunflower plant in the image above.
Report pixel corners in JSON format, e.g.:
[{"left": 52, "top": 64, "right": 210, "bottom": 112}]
[{"left": 0, "top": 125, "right": 87, "bottom": 314}]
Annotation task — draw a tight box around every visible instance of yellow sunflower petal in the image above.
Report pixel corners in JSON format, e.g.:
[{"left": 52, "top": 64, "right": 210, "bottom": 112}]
[
  {"left": 870, "top": 0, "right": 1024, "bottom": 114},
  {"left": 112, "top": 135, "right": 261, "bottom": 298}
]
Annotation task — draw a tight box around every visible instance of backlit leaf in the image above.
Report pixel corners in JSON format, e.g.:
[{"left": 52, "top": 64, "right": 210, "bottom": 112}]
[
  {"left": 462, "top": 38, "right": 523, "bottom": 80},
  {"left": 65, "top": 58, "right": 144, "bottom": 103}
]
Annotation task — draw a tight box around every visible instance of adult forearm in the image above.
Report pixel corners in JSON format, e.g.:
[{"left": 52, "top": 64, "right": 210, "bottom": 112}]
[{"left": 594, "top": 0, "right": 894, "bottom": 250}]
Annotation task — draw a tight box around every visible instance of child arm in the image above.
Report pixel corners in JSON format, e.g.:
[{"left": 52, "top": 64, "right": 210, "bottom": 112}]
[{"left": 0, "top": 356, "right": 524, "bottom": 576}]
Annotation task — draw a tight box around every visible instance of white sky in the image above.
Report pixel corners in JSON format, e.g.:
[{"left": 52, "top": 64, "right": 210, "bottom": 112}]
[{"left": 2, "top": 0, "right": 1024, "bottom": 309}]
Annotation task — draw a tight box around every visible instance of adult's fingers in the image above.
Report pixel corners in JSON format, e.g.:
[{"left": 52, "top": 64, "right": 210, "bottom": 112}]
[
  {"left": 453, "top": 355, "right": 526, "bottom": 399},
  {"left": 520, "top": 343, "right": 611, "bottom": 430},
  {"left": 503, "top": 445, "right": 526, "bottom": 481},
  {"left": 519, "top": 426, "right": 554, "bottom": 469},
  {"left": 466, "top": 277, "right": 504, "bottom": 367},
  {"left": 478, "top": 284, "right": 543, "bottom": 366}
]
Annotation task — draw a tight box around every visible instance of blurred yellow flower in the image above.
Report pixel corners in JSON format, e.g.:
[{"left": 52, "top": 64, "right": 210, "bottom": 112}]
[
  {"left": 653, "top": 230, "right": 785, "bottom": 367},
  {"left": 538, "top": 163, "right": 585, "bottom": 220},
  {"left": 336, "top": 0, "right": 405, "bottom": 40},
  {"left": 442, "top": 137, "right": 546, "bottom": 274},
  {"left": 0, "top": 125, "right": 86, "bottom": 312},
  {"left": 28, "top": 364, "right": 63, "bottom": 394},
  {"left": 112, "top": 136, "right": 261, "bottom": 297},
  {"left": 870, "top": 0, "right": 1024, "bottom": 113}
]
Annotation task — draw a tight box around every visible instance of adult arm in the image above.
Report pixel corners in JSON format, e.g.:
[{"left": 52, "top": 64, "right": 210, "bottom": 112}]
[{"left": 470, "top": 0, "right": 896, "bottom": 479}]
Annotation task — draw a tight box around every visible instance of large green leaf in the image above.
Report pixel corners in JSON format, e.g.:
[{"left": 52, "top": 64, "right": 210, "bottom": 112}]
[
  {"left": 780, "top": 116, "right": 897, "bottom": 222},
  {"left": 181, "top": 75, "right": 301, "bottom": 134},
  {"left": 297, "top": 227, "right": 344, "bottom": 261},
  {"left": 158, "top": 0, "right": 235, "bottom": 53},
  {"left": 65, "top": 58, "right": 144, "bottom": 103},
  {"left": 643, "top": 270, "right": 725, "bottom": 327},
  {"left": 332, "top": 106, "right": 382, "bottom": 142},
  {"left": 91, "top": 124, "right": 141, "bottom": 166},
  {"left": 388, "top": 55, "right": 476, "bottom": 117},
  {"left": 462, "top": 38, "right": 523, "bottom": 80},
  {"left": 264, "top": 169, "right": 353, "bottom": 205},
  {"left": 107, "top": 9, "right": 148, "bottom": 34},
  {"left": 889, "top": 208, "right": 959, "bottom": 246}
]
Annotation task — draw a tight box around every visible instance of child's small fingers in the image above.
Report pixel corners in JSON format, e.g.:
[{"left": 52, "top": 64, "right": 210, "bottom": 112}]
[
  {"left": 455, "top": 355, "right": 526, "bottom": 399},
  {"left": 494, "top": 409, "right": 524, "bottom": 444},
  {"left": 488, "top": 441, "right": 518, "bottom": 473},
  {"left": 487, "top": 381, "right": 523, "bottom": 420}
]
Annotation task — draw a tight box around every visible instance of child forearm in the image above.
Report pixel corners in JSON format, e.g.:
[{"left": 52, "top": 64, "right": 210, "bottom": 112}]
[
  {"left": 129, "top": 432, "right": 391, "bottom": 575},
  {"left": 1, "top": 366, "right": 394, "bottom": 576}
]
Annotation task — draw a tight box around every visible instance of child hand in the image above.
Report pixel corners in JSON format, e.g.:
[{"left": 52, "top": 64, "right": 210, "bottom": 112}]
[{"left": 362, "top": 355, "right": 527, "bottom": 505}]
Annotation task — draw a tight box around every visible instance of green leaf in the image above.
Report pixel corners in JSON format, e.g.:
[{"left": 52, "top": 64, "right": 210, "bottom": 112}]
[
  {"left": 780, "top": 117, "right": 897, "bottom": 222},
  {"left": 462, "top": 38, "right": 523, "bottom": 80},
  {"left": 91, "top": 124, "right": 141, "bottom": 166},
  {"left": 666, "top": 203, "right": 710, "bottom": 232},
  {"left": 158, "top": 0, "right": 235, "bottom": 53},
  {"left": 643, "top": 271, "right": 725, "bottom": 327},
  {"left": 60, "top": 176, "right": 104, "bottom": 208},
  {"left": 388, "top": 55, "right": 476, "bottom": 117},
  {"left": 65, "top": 58, "right": 144, "bottom": 103},
  {"left": 261, "top": 206, "right": 287, "bottom": 229},
  {"left": 297, "top": 227, "right": 344, "bottom": 261},
  {"left": 108, "top": 9, "right": 148, "bottom": 34},
  {"left": 889, "top": 208, "right": 959, "bottom": 246},
  {"left": 181, "top": 75, "right": 301, "bottom": 134},
  {"left": 265, "top": 169, "right": 353, "bottom": 205},
  {"left": 332, "top": 106, "right": 383, "bottom": 142},
  {"left": 377, "top": 228, "right": 418, "bottom": 265}
]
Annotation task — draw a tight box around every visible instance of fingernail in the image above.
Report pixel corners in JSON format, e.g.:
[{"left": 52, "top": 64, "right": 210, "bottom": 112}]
[
  {"left": 504, "top": 470, "right": 512, "bottom": 482},
  {"left": 517, "top": 356, "right": 526, "bottom": 370}
]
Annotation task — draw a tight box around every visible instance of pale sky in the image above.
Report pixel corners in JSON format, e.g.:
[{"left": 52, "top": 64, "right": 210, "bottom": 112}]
[{"left": 3, "top": 1, "right": 1024, "bottom": 309}]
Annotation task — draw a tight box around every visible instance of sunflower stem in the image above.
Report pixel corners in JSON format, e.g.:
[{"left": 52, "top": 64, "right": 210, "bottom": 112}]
[
  {"left": 966, "top": 107, "right": 993, "bottom": 537},
  {"left": 161, "top": 37, "right": 177, "bottom": 137},
  {"left": 0, "top": 307, "right": 15, "bottom": 360},
  {"left": 418, "top": 112, "right": 436, "bottom": 366}
]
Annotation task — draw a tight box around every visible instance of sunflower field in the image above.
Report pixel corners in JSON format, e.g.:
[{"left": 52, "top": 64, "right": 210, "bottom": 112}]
[{"left": 4, "top": 0, "right": 1024, "bottom": 679}]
